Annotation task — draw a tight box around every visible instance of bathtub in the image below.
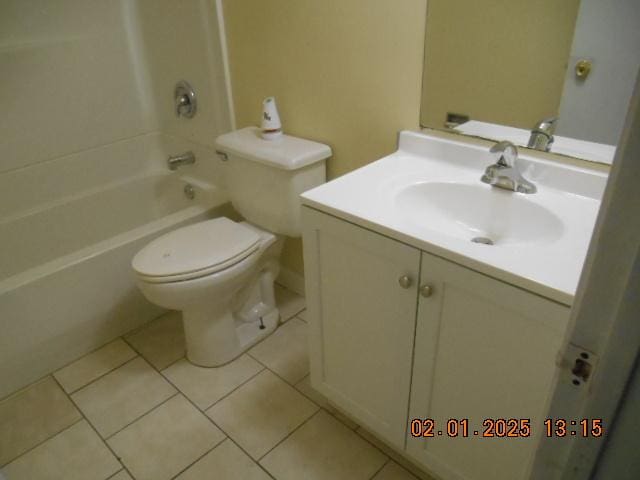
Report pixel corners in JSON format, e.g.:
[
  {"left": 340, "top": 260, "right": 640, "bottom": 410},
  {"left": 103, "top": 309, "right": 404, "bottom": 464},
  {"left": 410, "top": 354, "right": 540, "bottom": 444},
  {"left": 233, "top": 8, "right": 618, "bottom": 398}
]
[{"left": 0, "top": 168, "right": 230, "bottom": 398}]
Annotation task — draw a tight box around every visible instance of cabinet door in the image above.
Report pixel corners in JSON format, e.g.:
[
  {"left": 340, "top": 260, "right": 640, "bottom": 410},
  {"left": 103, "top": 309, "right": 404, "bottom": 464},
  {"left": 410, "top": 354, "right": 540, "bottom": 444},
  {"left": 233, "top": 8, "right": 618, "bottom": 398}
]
[
  {"left": 302, "top": 207, "right": 420, "bottom": 448},
  {"left": 407, "top": 252, "right": 570, "bottom": 480}
]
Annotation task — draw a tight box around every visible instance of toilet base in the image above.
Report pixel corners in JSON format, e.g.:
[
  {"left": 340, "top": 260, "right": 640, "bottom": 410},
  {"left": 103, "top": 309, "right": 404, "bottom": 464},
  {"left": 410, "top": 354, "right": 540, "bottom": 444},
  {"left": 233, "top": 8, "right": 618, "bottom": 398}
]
[
  {"left": 183, "top": 306, "right": 279, "bottom": 367},
  {"left": 181, "top": 263, "right": 281, "bottom": 367}
]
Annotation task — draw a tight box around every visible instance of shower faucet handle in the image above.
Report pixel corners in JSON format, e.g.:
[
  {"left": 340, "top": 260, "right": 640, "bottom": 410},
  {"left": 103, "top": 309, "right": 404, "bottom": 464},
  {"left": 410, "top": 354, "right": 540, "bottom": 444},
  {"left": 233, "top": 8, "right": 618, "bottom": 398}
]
[{"left": 174, "top": 80, "right": 197, "bottom": 118}]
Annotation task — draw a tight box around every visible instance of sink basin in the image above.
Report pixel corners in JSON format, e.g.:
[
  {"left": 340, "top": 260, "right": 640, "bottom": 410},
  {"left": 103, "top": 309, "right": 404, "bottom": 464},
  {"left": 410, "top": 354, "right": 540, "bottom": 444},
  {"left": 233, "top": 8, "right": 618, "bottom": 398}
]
[
  {"left": 394, "top": 182, "right": 564, "bottom": 246},
  {"left": 301, "top": 130, "right": 606, "bottom": 304}
]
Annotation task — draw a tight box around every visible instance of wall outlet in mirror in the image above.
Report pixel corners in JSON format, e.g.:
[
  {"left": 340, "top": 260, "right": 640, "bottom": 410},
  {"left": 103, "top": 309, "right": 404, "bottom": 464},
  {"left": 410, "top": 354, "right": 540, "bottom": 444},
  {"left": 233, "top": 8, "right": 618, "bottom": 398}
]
[{"left": 444, "top": 112, "right": 470, "bottom": 129}]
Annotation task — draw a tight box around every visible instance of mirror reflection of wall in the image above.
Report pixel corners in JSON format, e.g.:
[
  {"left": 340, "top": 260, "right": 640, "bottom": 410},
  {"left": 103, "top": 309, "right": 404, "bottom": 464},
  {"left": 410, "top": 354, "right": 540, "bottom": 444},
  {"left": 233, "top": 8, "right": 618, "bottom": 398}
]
[{"left": 420, "top": 0, "right": 640, "bottom": 160}]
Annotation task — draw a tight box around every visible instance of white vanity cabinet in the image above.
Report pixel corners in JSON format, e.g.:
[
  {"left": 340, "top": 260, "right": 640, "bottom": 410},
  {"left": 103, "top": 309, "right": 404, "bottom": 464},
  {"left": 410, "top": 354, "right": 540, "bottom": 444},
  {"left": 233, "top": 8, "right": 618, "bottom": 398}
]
[
  {"left": 302, "top": 206, "right": 420, "bottom": 450},
  {"left": 302, "top": 206, "right": 570, "bottom": 480},
  {"left": 408, "top": 252, "right": 570, "bottom": 480}
]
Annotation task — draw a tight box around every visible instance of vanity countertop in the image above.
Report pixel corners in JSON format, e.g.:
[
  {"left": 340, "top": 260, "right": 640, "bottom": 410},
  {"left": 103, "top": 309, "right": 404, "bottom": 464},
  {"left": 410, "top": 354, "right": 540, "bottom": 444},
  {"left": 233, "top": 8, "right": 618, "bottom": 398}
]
[{"left": 301, "top": 131, "right": 608, "bottom": 306}]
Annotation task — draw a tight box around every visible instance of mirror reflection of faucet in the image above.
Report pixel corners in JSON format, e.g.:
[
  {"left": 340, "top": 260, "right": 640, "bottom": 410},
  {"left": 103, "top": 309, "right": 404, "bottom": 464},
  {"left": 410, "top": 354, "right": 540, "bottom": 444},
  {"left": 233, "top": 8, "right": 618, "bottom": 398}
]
[
  {"left": 481, "top": 141, "right": 537, "bottom": 194},
  {"left": 528, "top": 117, "right": 557, "bottom": 152}
]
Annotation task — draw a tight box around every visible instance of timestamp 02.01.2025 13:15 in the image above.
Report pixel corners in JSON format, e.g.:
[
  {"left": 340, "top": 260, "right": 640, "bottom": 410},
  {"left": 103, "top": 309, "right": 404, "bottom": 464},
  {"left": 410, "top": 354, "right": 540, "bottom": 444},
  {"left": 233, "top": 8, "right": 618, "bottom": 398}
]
[{"left": 410, "top": 418, "right": 604, "bottom": 439}]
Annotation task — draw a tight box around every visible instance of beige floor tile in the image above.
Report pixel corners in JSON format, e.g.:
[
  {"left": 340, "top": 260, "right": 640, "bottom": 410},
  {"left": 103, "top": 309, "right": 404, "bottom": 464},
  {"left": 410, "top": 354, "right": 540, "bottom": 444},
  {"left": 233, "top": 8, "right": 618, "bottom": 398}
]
[
  {"left": 108, "top": 395, "right": 225, "bottom": 480},
  {"left": 124, "top": 311, "right": 185, "bottom": 369},
  {"left": 297, "top": 309, "right": 307, "bottom": 321},
  {"left": 175, "top": 438, "right": 271, "bottom": 480},
  {"left": 109, "top": 471, "right": 133, "bottom": 480},
  {"left": 275, "top": 284, "right": 306, "bottom": 321},
  {"left": 372, "top": 461, "right": 421, "bottom": 480},
  {"left": 0, "top": 376, "right": 81, "bottom": 466},
  {"left": 261, "top": 410, "right": 387, "bottom": 480},
  {"left": 356, "top": 428, "right": 434, "bottom": 480},
  {"left": 295, "top": 375, "right": 359, "bottom": 429},
  {"left": 249, "top": 318, "right": 309, "bottom": 384},
  {"left": 206, "top": 369, "right": 318, "bottom": 459},
  {"left": 162, "top": 355, "right": 263, "bottom": 409},
  {"left": 54, "top": 339, "right": 137, "bottom": 393},
  {"left": 2, "top": 420, "right": 120, "bottom": 480},
  {"left": 71, "top": 357, "right": 176, "bottom": 438}
]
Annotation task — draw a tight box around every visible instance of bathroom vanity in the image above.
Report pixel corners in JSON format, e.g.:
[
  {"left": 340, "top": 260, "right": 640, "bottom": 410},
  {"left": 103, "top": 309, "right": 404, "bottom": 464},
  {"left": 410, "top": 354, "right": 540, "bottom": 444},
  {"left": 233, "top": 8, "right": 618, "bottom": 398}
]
[{"left": 300, "top": 132, "right": 607, "bottom": 480}]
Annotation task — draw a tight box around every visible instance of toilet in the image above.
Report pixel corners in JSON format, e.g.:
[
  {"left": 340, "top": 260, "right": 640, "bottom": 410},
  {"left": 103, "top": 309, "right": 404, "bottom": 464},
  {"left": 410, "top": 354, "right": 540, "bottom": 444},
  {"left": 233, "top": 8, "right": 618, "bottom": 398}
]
[{"left": 132, "top": 127, "right": 331, "bottom": 367}]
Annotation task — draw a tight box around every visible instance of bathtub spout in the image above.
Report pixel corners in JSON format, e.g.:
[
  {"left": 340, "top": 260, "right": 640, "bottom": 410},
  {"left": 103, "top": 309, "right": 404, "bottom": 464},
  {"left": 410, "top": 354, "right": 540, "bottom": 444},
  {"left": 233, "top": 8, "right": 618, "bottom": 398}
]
[{"left": 168, "top": 151, "right": 196, "bottom": 170}]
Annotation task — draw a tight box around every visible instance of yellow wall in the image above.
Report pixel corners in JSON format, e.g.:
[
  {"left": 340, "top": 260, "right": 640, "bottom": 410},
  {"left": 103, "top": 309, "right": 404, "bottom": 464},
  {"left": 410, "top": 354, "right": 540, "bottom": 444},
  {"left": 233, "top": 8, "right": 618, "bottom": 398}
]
[
  {"left": 421, "top": 0, "right": 580, "bottom": 130},
  {"left": 222, "top": 0, "right": 427, "bottom": 275}
]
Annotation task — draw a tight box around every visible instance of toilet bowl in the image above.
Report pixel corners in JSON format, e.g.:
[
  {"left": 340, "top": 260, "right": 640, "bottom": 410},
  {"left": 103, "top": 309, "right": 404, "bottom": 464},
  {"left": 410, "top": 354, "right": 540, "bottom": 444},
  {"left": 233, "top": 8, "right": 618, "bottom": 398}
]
[
  {"left": 132, "top": 127, "right": 331, "bottom": 367},
  {"left": 133, "top": 218, "right": 283, "bottom": 366}
]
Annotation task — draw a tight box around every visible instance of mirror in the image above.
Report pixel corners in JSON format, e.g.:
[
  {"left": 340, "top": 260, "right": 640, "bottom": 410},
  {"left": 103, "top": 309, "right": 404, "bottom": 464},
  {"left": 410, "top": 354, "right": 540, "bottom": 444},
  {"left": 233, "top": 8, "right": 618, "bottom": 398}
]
[{"left": 420, "top": 0, "right": 640, "bottom": 165}]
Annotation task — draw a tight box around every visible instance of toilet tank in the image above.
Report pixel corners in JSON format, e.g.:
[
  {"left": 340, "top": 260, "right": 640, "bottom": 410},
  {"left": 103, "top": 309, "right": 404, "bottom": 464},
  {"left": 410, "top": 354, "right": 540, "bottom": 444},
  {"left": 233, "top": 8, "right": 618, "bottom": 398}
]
[{"left": 215, "top": 127, "right": 331, "bottom": 237}]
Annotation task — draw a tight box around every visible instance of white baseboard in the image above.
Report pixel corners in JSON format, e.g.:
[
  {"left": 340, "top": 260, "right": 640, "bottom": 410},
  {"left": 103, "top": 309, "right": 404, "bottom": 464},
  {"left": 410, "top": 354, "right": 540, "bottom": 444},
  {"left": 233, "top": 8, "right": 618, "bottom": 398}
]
[{"left": 276, "top": 266, "right": 305, "bottom": 296}]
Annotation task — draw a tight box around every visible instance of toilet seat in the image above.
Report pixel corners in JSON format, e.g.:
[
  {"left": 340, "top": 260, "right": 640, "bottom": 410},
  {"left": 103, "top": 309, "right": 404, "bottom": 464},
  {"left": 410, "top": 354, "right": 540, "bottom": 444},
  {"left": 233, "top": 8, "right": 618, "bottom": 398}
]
[{"left": 132, "top": 218, "right": 261, "bottom": 283}]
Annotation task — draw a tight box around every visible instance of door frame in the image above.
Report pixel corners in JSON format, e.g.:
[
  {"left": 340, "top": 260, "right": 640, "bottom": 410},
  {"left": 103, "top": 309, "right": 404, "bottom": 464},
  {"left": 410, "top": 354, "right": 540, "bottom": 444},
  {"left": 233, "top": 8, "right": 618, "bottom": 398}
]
[{"left": 529, "top": 73, "right": 640, "bottom": 479}]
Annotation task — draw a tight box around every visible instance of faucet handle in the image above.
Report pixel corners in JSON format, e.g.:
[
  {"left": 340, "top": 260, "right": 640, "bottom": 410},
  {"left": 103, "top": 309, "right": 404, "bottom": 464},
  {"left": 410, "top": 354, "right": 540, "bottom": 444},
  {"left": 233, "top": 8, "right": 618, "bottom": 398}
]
[{"left": 490, "top": 141, "right": 518, "bottom": 167}]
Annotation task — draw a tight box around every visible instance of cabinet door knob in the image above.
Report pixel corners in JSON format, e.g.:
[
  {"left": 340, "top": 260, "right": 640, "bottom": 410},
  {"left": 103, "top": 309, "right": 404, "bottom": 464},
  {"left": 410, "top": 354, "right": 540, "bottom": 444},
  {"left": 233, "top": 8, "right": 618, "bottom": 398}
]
[
  {"left": 420, "top": 284, "right": 434, "bottom": 298},
  {"left": 398, "top": 275, "right": 413, "bottom": 289}
]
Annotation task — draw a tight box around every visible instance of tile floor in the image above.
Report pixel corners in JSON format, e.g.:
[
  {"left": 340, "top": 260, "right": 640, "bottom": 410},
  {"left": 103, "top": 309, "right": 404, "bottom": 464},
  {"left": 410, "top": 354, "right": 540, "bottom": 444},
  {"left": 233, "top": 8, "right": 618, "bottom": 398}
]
[{"left": 0, "top": 285, "right": 433, "bottom": 480}]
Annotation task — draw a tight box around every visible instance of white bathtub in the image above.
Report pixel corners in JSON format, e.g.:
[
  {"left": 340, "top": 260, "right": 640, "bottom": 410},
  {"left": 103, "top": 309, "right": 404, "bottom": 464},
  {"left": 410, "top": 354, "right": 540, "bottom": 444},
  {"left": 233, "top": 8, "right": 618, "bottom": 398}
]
[{"left": 0, "top": 165, "right": 229, "bottom": 398}]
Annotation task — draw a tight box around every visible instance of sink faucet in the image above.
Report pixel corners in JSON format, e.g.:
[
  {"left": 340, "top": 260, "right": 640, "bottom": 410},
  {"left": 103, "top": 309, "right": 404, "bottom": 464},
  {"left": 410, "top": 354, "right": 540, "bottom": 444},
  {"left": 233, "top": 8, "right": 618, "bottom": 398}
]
[
  {"left": 481, "top": 141, "right": 537, "bottom": 194},
  {"left": 168, "top": 151, "right": 195, "bottom": 170},
  {"left": 527, "top": 117, "right": 557, "bottom": 152}
]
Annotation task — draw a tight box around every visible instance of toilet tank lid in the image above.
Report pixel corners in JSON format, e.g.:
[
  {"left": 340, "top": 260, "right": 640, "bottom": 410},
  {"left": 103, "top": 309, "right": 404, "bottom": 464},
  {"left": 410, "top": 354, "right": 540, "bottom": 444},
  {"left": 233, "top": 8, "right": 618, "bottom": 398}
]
[{"left": 215, "top": 127, "right": 332, "bottom": 171}]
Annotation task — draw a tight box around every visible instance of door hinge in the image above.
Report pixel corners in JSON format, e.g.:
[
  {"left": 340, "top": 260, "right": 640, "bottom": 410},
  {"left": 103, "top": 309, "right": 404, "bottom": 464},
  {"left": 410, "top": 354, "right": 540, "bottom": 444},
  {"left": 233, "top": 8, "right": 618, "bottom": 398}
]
[{"left": 557, "top": 343, "right": 599, "bottom": 388}]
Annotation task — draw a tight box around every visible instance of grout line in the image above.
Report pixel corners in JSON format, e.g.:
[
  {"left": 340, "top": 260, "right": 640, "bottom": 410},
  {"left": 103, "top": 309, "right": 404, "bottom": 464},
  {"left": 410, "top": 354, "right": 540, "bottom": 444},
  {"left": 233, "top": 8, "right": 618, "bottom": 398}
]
[
  {"left": 120, "top": 330, "right": 186, "bottom": 373},
  {"left": 0, "top": 372, "right": 59, "bottom": 405},
  {"left": 157, "top": 313, "right": 396, "bottom": 473},
  {"left": 226, "top": 436, "right": 278, "bottom": 480},
  {"left": 32, "top": 303, "right": 318, "bottom": 478},
  {"left": 155, "top": 361, "right": 303, "bottom": 479},
  {"left": 369, "top": 458, "right": 391, "bottom": 479},
  {"left": 65, "top": 353, "right": 140, "bottom": 396},
  {"left": 257, "top": 408, "right": 322, "bottom": 463},
  {"left": 168, "top": 435, "right": 227, "bottom": 480},
  {"left": 120, "top": 308, "right": 176, "bottom": 340},
  {"left": 0, "top": 312, "right": 170, "bottom": 405},
  {"left": 106, "top": 469, "right": 127, "bottom": 480},
  {"left": 2, "top": 309, "right": 309, "bottom": 478},
  {"left": 0, "top": 417, "right": 84, "bottom": 468},
  {"left": 246, "top": 351, "right": 309, "bottom": 390},
  {"left": 240, "top": 338, "right": 366, "bottom": 434},
  {"left": 354, "top": 428, "right": 428, "bottom": 480},
  {"left": 198, "top": 366, "right": 266, "bottom": 412},
  {"left": 103, "top": 391, "right": 181, "bottom": 441},
  {"left": 120, "top": 325, "right": 186, "bottom": 373},
  {"left": 156, "top": 371, "right": 277, "bottom": 479},
  {"left": 289, "top": 376, "right": 361, "bottom": 431},
  {"left": 158, "top": 357, "right": 266, "bottom": 413},
  {"left": 158, "top": 354, "right": 188, "bottom": 372},
  {"left": 49, "top": 375, "right": 135, "bottom": 479},
  {"left": 51, "top": 338, "right": 135, "bottom": 390},
  {"left": 67, "top": 355, "right": 145, "bottom": 401},
  {"left": 355, "top": 428, "right": 392, "bottom": 458},
  {"left": 282, "top": 306, "right": 305, "bottom": 322}
]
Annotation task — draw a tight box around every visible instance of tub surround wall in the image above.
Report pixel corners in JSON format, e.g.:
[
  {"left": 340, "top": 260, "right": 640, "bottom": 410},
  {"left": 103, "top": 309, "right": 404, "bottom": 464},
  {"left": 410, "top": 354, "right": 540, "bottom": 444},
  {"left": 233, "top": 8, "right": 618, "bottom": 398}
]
[
  {"left": 135, "top": 0, "right": 232, "bottom": 148},
  {"left": 0, "top": 0, "right": 232, "bottom": 398},
  {"left": 0, "top": 197, "right": 231, "bottom": 400},
  {"left": 0, "top": 0, "right": 157, "bottom": 174},
  {"left": 222, "top": 0, "right": 428, "bottom": 275}
]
